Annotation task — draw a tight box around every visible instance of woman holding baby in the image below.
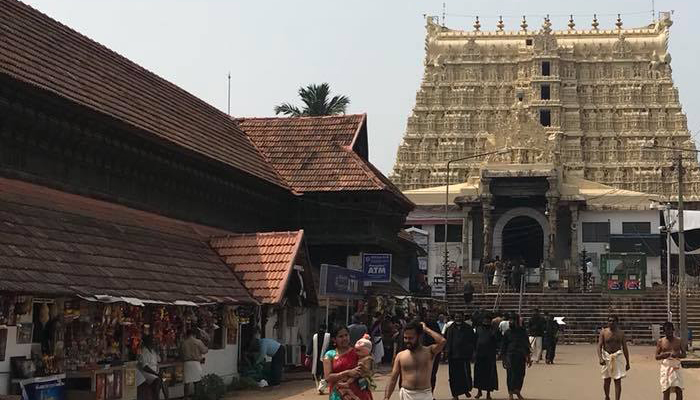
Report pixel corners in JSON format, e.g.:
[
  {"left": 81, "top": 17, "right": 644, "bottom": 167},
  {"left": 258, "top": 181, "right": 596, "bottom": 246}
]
[{"left": 323, "top": 325, "right": 374, "bottom": 400}]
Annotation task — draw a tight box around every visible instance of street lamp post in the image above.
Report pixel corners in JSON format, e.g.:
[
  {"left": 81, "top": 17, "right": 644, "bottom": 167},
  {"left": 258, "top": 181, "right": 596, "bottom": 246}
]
[
  {"left": 444, "top": 149, "right": 508, "bottom": 300},
  {"left": 644, "top": 142, "right": 696, "bottom": 349},
  {"left": 656, "top": 202, "right": 676, "bottom": 322}
]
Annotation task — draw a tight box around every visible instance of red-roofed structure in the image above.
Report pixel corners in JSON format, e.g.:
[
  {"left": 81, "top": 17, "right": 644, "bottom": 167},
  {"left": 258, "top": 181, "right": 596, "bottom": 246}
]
[
  {"left": 0, "top": 0, "right": 420, "bottom": 379},
  {"left": 237, "top": 115, "right": 409, "bottom": 205},
  {"left": 210, "top": 231, "right": 316, "bottom": 306},
  {"left": 0, "top": 176, "right": 255, "bottom": 304},
  {"left": 0, "top": 0, "right": 285, "bottom": 189}
]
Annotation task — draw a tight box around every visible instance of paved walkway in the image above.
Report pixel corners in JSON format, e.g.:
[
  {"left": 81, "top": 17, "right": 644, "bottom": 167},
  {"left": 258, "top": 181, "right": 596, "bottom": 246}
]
[{"left": 225, "top": 345, "right": 700, "bottom": 400}]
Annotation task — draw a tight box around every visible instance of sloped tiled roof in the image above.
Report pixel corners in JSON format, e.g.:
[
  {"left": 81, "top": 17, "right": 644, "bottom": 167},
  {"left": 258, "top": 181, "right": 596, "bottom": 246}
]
[
  {"left": 237, "top": 115, "right": 412, "bottom": 205},
  {"left": 210, "top": 231, "right": 305, "bottom": 305},
  {"left": 0, "top": 0, "right": 286, "bottom": 189},
  {"left": 0, "top": 177, "right": 255, "bottom": 304}
]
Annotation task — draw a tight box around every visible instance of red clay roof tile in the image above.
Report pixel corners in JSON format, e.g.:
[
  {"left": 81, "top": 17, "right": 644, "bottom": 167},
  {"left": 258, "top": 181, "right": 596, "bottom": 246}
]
[
  {"left": 210, "top": 231, "right": 304, "bottom": 305},
  {"left": 236, "top": 115, "right": 411, "bottom": 205},
  {"left": 0, "top": 176, "right": 255, "bottom": 304},
  {"left": 0, "top": 0, "right": 286, "bottom": 189}
]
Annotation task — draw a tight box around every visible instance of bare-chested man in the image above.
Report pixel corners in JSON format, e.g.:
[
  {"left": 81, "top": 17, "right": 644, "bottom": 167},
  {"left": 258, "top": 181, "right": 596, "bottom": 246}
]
[
  {"left": 385, "top": 320, "right": 446, "bottom": 400},
  {"left": 655, "top": 321, "right": 686, "bottom": 400},
  {"left": 597, "top": 315, "right": 630, "bottom": 400}
]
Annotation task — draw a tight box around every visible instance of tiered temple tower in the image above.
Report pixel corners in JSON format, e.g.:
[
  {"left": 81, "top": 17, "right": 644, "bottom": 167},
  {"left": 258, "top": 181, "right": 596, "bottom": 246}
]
[{"left": 391, "top": 13, "right": 699, "bottom": 200}]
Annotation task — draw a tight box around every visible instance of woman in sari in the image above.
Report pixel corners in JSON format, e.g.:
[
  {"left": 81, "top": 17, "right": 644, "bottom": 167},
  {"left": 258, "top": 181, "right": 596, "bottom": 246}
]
[{"left": 323, "top": 325, "right": 373, "bottom": 400}]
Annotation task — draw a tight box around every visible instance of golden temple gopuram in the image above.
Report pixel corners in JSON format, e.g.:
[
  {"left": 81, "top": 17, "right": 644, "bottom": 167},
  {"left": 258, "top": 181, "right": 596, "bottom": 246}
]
[{"left": 390, "top": 13, "right": 699, "bottom": 200}]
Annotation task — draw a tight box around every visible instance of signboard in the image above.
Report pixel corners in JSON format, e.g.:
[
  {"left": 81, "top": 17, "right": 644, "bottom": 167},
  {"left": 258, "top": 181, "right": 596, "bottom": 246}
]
[
  {"left": 362, "top": 253, "right": 392, "bottom": 283},
  {"left": 347, "top": 255, "right": 362, "bottom": 271},
  {"left": 418, "top": 257, "right": 428, "bottom": 273},
  {"left": 432, "top": 277, "right": 445, "bottom": 297},
  {"left": 319, "top": 264, "right": 364, "bottom": 298}
]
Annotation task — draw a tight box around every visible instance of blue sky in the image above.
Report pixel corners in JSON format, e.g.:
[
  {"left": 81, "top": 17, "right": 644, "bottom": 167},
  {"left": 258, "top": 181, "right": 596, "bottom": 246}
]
[{"left": 23, "top": 0, "right": 700, "bottom": 174}]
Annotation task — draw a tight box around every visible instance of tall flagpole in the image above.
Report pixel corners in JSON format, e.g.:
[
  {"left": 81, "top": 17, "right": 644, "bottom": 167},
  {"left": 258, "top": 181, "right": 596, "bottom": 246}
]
[{"left": 227, "top": 72, "right": 231, "bottom": 116}]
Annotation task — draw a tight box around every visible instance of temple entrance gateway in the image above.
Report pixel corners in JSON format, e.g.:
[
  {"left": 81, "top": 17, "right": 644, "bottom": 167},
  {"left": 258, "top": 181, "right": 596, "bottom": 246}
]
[
  {"left": 502, "top": 216, "right": 544, "bottom": 268},
  {"left": 493, "top": 206, "right": 550, "bottom": 266}
]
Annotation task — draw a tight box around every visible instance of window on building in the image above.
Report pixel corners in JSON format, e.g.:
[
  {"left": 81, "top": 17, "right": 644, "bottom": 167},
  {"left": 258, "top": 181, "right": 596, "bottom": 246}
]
[
  {"left": 582, "top": 222, "right": 610, "bottom": 243},
  {"left": 539, "top": 109, "right": 551, "bottom": 127},
  {"left": 542, "top": 61, "right": 551, "bottom": 76},
  {"left": 541, "top": 84, "right": 551, "bottom": 100},
  {"left": 526, "top": 39, "right": 533, "bottom": 46},
  {"left": 622, "top": 222, "right": 651, "bottom": 235},
  {"left": 435, "top": 224, "right": 463, "bottom": 243}
]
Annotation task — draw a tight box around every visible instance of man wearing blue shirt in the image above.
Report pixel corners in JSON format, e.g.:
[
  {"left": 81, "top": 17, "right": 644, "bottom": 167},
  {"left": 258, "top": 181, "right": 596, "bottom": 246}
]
[{"left": 256, "top": 338, "right": 285, "bottom": 386}]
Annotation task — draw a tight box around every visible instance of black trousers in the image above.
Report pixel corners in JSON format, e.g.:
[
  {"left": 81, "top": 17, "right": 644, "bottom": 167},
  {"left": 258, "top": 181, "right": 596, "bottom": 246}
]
[
  {"left": 270, "top": 346, "right": 285, "bottom": 386},
  {"left": 506, "top": 353, "right": 527, "bottom": 393},
  {"left": 545, "top": 337, "right": 557, "bottom": 362},
  {"left": 463, "top": 293, "right": 473, "bottom": 306},
  {"left": 430, "top": 353, "right": 441, "bottom": 392},
  {"left": 448, "top": 358, "right": 473, "bottom": 397}
]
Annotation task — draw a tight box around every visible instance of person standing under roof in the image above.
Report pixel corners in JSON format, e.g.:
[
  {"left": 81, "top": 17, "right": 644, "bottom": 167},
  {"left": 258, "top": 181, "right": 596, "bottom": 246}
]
[{"left": 181, "top": 329, "right": 208, "bottom": 399}]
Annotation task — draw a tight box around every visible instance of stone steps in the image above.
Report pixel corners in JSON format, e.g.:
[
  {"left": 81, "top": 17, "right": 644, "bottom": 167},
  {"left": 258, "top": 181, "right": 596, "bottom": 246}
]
[{"left": 445, "top": 290, "right": 700, "bottom": 344}]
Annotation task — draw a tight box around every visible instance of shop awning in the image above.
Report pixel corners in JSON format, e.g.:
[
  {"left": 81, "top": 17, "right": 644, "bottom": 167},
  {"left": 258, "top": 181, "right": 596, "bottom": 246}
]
[
  {"left": 665, "top": 210, "right": 700, "bottom": 254},
  {"left": 0, "top": 177, "right": 256, "bottom": 305}
]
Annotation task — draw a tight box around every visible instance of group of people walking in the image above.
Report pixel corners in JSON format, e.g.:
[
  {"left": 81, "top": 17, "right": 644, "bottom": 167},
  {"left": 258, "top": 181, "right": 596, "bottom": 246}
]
[{"left": 309, "top": 310, "right": 687, "bottom": 400}]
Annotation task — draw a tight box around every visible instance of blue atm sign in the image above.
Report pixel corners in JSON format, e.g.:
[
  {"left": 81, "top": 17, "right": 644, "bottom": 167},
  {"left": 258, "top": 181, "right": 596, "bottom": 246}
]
[{"left": 362, "top": 253, "right": 392, "bottom": 283}]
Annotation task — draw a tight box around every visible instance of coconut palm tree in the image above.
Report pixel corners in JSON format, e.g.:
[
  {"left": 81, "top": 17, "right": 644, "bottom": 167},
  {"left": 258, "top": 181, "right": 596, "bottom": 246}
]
[{"left": 274, "top": 83, "right": 350, "bottom": 117}]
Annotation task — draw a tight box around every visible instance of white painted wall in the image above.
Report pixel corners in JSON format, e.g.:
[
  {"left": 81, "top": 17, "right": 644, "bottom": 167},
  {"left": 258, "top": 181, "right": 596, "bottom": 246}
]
[
  {"left": 407, "top": 207, "right": 465, "bottom": 285},
  {"left": 203, "top": 340, "right": 238, "bottom": 385},
  {"left": 579, "top": 210, "right": 661, "bottom": 287}
]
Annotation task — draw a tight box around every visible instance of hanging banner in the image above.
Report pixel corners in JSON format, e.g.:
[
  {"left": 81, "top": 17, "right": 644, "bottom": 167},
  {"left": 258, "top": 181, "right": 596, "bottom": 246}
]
[
  {"left": 319, "top": 264, "right": 364, "bottom": 298},
  {"left": 362, "top": 253, "right": 392, "bottom": 282}
]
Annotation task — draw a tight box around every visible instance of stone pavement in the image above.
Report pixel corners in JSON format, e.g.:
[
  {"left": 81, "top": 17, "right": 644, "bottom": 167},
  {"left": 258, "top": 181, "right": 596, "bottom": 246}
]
[{"left": 225, "top": 345, "right": 700, "bottom": 400}]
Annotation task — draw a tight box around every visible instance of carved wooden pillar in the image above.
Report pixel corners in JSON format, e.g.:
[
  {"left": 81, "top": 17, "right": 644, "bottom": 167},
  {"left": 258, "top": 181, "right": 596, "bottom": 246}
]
[
  {"left": 481, "top": 178, "right": 493, "bottom": 262},
  {"left": 569, "top": 204, "right": 580, "bottom": 274},
  {"left": 482, "top": 198, "right": 493, "bottom": 262},
  {"left": 547, "top": 196, "right": 558, "bottom": 267},
  {"left": 462, "top": 206, "right": 473, "bottom": 273},
  {"left": 546, "top": 175, "right": 560, "bottom": 270}
]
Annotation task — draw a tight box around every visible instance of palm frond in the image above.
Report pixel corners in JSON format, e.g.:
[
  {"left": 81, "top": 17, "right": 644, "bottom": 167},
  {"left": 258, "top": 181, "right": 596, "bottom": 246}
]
[
  {"left": 326, "top": 95, "right": 350, "bottom": 115},
  {"left": 277, "top": 83, "right": 349, "bottom": 117},
  {"left": 274, "top": 103, "right": 303, "bottom": 117}
]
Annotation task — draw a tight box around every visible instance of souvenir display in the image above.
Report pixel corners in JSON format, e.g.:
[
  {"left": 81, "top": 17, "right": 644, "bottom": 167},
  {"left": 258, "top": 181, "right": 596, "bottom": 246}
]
[{"left": 0, "top": 295, "right": 16, "bottom": 326}]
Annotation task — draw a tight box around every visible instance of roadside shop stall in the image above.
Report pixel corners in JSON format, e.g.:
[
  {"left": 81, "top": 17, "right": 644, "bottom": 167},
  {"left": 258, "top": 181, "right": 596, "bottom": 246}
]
[{"left": 0, "top": 294, "right": 251, "bottom": 400}]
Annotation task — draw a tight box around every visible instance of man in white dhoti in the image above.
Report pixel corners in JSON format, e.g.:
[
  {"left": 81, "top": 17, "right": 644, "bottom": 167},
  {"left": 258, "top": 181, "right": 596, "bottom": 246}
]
[
  {"left": 384, "top": 321, "right": 446, "bottom": 400},
  {"left": 655, "top": 321, "right": 686, "bottom": 400},
  {"left": 181, "top": 329, "right": 208, "bottom": 399},
  {"left": 597, "top": 315, "right": 630, "bottom": 400}
]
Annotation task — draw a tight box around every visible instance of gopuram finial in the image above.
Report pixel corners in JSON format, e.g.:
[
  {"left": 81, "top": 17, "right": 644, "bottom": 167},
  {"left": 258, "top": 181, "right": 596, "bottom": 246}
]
[
  {"left": 592, "top": 14, "right": 599, "bottom": 30},
  {"left": 497, "top": 15, "right": 505, "bottom": 31},
  {"left": 568, "top": 14, "right": 575, "bottom": 30},
  {"left": 542, "top": 14, "right": 552, "bottom": 33},
  {"left": 615, "top": 13, "right": 623, "bottom": 30},
  {"left": 520, "top": 15, "right": 528, "bottom": 32},
  {"left": 473, "top": 16, "right": 481, "bottom": 32}
]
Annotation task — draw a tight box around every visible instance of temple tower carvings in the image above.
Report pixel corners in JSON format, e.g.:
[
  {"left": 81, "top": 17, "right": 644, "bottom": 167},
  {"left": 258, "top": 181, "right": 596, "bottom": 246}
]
[{"left": 390, "top": 13, "right": 700, "bottom": 200}]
